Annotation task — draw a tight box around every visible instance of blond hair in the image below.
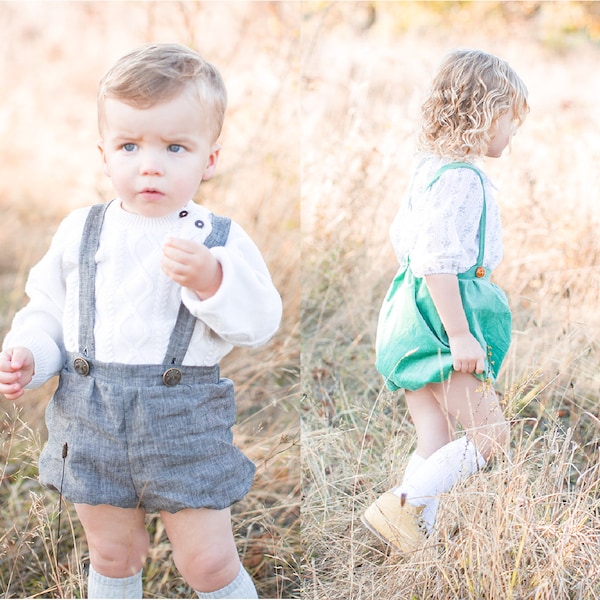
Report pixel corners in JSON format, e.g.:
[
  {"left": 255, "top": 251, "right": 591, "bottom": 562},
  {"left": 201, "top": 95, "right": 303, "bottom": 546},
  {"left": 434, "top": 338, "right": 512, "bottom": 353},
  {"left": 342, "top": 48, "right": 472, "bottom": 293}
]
[
  {"left": 418, "top": 49, "right": 528, "bottom": 159},
  {"left": 97, "top": 43, "right": 227, "bottom": 141}
]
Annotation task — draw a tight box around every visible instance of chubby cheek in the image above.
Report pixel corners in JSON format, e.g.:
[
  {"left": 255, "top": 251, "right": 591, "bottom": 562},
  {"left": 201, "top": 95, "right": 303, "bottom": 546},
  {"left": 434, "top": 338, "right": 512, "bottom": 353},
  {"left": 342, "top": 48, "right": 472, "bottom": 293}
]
[
  {"left": 487, "top": 133, "right": 509, "bottom": 158},
  {"left": 497, "top": 135, "right": 510, "bottom": 155},
  {"left": 176, "top": 171, "right": 207, "bottom": 198},
  {"left": 103, "top": 164, "right": 135, "bottom": 199},
  {"left": 103, "top": 156, "right": 130, "bottom": 182}
]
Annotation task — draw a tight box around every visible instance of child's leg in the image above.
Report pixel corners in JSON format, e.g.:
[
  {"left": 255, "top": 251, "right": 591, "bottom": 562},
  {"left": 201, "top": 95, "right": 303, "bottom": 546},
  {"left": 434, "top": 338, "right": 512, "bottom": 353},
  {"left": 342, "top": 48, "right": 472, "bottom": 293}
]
[
  {"left": 363, "top": 374, "right": 507, "bottom": 546},
  {"left": 397, "top": 372, "right": 508, "bottom": 528},
  {"left": 404, "top": 386, "right": 455, "bottom": 458},
  {"left": 160, "top": 507, "right": 257, "bottom": 599},
  {"left": 429, "top": 371, "right": 508, "bottom": 460},
  {"left": 393, "top": 387, "right": 454, "bottom": 529},
  {"left": 362, "top": 388, "right": 454, "bottom": 549},
  {"left": 74, "top": 504, "right": 148, "bottom": 599}
]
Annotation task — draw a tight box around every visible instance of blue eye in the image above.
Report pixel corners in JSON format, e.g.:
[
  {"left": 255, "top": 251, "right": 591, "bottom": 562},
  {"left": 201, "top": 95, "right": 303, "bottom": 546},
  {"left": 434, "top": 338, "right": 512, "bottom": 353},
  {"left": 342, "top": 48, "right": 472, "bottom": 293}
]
[
  {"left": 122, "top": 143, "right": 137, "bottom": 152},
  {"left": 168, "top": 144, "right": 185, "bottom": 153}
]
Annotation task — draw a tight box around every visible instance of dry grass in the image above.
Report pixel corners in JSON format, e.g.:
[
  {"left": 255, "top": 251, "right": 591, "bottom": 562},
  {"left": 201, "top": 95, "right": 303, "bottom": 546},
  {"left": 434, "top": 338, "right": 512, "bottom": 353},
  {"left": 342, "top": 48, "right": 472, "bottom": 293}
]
[
  {"left": 0, "top": 3, "right": 299, "bottom": 599},
  {"left": 302, "top": 3, "right": 600, "bottom": 599}
]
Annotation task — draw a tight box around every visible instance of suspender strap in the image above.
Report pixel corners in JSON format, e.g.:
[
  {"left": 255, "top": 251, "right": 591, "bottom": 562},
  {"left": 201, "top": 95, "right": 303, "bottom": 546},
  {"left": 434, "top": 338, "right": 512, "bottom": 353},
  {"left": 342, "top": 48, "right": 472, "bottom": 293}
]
[
  {"left": 162, "top": 214, "right": 231, "bottom": 365},
  {"left": 78, "top": 202, "right": 111, "bottom": 357},
  {"left": 203, "top": 215, "right": 231, "bottom": 248}
]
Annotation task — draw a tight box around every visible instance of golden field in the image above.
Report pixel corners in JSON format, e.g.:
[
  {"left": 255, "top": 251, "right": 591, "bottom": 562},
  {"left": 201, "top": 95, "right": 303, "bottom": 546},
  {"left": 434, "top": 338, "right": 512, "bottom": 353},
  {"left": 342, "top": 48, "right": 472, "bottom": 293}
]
[{"left": 1, "top": 1, "right": 600, "bottom": 599}]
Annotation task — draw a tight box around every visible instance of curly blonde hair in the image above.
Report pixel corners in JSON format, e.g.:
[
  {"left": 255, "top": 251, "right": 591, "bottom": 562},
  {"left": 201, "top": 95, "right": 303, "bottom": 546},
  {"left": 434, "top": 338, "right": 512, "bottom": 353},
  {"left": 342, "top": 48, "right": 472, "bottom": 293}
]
[
  {"left": 418, "top": 49, "right": 529, "bottom": 159},
  {"left": 97, "top": 43, "right": 227, "bottom": 142}
]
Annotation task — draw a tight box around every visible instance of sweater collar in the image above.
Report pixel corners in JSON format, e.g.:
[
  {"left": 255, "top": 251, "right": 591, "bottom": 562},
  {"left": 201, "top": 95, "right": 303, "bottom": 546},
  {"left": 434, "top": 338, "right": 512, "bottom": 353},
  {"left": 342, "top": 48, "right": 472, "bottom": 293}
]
[{"left": 106, "top": 199, "right": 196, "bottom": 231}]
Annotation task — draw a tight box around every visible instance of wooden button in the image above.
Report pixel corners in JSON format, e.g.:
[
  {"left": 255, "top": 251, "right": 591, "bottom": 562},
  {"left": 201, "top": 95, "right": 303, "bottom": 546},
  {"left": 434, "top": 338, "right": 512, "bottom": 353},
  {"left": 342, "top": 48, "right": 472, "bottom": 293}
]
[{"left": 475, "top": 266, "right": 486, "bottom": 278}]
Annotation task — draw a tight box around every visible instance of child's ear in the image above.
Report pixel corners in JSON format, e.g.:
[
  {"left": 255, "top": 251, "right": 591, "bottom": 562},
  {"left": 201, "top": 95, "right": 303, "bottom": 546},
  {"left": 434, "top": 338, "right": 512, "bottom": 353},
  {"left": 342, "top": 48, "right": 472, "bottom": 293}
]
[
  {"left": 202, "top": 144, "right": 221, "bottom": 181},
  {"left": 97, "top": 139, "right": 110, "bottom": 176}
]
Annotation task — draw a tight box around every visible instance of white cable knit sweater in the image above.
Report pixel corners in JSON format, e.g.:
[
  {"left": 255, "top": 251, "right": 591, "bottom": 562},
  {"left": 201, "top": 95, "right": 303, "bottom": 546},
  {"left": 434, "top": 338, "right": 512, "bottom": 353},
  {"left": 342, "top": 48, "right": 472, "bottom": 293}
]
[{"left": 3, "top": 200, "right": 282, "bottom": 388}]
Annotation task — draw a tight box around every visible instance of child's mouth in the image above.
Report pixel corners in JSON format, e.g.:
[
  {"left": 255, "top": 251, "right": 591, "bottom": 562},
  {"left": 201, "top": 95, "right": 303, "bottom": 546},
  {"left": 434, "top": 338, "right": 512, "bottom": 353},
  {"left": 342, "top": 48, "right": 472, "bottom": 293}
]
[{"left": 140, "top": 189, "right": 164, "bottom": 198}]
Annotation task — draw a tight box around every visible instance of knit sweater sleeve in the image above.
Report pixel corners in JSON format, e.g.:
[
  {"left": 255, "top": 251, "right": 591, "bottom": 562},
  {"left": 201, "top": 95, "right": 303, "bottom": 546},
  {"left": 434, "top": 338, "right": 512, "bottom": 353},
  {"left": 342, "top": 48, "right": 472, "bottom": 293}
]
[
  {"left": 180, "top": 220, "right": 282, "bottom": 347},
  {"left": 2, "top": 209, "right": 87, "bottom": 388}
]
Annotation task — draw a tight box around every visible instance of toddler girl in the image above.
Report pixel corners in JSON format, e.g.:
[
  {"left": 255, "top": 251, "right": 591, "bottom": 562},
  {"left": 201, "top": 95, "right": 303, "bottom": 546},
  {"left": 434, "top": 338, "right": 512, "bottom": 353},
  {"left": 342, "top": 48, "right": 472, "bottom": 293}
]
[{"left": 363, "top": 49, "right": 528, "bottom": 551}]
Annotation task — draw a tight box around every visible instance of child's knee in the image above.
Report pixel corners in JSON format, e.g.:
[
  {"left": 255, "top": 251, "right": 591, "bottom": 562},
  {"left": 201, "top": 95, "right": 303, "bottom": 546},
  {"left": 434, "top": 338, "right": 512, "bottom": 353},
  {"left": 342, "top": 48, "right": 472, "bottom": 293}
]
[
  {"left": 173, "top": 545, "right": 240, "bottom": 592},
  {"left": 87, "top": 527, "right": 149, "bottom": 577},
  {"left": 75, "top": 505, "right": 149, "bottom": 578}
]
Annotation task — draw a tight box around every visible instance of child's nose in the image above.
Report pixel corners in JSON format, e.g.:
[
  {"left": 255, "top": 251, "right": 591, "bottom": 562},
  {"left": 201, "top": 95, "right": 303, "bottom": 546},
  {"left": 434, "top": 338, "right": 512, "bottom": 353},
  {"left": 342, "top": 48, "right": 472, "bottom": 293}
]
[{"left": 139, "top": 152, "right": 164, "bottom": 175}]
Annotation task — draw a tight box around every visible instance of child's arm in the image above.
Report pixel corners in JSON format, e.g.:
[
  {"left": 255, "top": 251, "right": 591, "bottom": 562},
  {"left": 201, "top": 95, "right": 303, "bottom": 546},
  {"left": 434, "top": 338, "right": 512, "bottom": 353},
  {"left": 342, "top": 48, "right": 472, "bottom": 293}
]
[
  {"left": 164, "top": 221, "right": 282, "bottom": 347},
  {"left": 0, "top": 347, "right": 35, "bottom": 400},
  {"left": 424, "top": 273, "right": 486, "bottom": 374},
  {"left": 1, "top": 209, "right": 86, "bottom": 389}
]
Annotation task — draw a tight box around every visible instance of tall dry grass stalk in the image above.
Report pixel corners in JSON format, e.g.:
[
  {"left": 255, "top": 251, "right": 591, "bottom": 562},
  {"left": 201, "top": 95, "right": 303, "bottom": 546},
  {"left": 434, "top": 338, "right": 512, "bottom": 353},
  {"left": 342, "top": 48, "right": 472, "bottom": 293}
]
[{"left": 302, "top": 3, "right": 600, "bottom": 599}]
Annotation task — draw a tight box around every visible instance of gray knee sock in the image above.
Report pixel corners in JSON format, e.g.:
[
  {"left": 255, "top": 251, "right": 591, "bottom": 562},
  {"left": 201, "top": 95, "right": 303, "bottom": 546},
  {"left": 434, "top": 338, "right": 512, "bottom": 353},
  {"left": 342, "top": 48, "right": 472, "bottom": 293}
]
[
  {"left": 87, "top": 564, "right": 143, "bottom": 599},
  {"left": 195, "top": 564, "right": 258, "bottom": 599}
]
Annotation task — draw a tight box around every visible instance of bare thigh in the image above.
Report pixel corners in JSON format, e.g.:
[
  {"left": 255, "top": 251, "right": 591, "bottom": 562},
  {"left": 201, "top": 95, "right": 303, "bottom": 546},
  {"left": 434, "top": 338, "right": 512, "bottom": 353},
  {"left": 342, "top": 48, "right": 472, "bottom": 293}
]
[
  {"left": 428, "top": 371, "right": 508, "bottom": 459},
  {"left": 160, "top": 507, "right": 240, "bottom": 593},
  {"left": 74, "top": 503, "right": 149, "bottom": 578},
  {"left": 405, "top": 386, "right": 456, "bottom": 458}
]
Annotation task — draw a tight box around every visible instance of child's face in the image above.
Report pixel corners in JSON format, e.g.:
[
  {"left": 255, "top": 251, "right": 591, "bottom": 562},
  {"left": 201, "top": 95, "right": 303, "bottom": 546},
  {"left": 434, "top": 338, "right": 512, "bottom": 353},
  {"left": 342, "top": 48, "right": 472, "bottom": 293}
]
[
  {"left": 98, "top": 89, "right": 219, "bottom": 218},
  {"left": 485, "top": 111, "right": 515, "bottom": 158}
]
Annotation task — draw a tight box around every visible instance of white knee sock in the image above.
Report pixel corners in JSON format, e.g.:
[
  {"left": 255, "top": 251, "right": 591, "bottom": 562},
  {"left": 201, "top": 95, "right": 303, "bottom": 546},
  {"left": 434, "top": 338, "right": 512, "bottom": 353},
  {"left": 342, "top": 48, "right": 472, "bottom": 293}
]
[
  {"left": 399, "top": 451, "right": 437, "bottom": 533},
  {"left": 87, "top": 564, "right": 143, "bottom": 599},
  {"left": 195, "top": 564, "right": 258, "bottom": 599},
  {"left": 392, "top": 437, "right": 485, "bottom": 530},
  {"left": 401, "top": 451, "right": 426, "bottom": 483}
]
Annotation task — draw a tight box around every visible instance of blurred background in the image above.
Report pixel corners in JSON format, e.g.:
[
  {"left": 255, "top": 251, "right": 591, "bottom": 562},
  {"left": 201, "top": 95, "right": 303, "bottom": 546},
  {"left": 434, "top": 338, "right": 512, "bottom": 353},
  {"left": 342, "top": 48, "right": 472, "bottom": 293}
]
[
  {"left": 302, "top": 2, "right": 600, "bottom": 599},
  {"left": 0, "top": 2, "right": 300, "bottom": 598}
]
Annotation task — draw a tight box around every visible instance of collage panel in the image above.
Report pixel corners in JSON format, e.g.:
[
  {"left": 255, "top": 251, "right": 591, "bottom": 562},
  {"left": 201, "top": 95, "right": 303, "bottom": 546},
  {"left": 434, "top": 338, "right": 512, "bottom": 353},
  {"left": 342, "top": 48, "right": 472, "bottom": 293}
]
[
  {"left": 302, "top": 2, "right": 600, "bottom": 599},
  {"left": 0, "top": 3, "right": 300, "bottom": 599}
]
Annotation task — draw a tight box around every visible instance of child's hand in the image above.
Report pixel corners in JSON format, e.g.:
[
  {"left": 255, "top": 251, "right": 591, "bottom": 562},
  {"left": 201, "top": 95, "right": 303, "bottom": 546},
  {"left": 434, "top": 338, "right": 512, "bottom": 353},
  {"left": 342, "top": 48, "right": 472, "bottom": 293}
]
[
  {"left": 448, "top": 332, "right": 486, "bottom": 375},
  {"left": 0, "top": 347, "right": 35, "bottom": 400},
  {"left": 161, "top": 238, "right": 223, "bottom": 300}
]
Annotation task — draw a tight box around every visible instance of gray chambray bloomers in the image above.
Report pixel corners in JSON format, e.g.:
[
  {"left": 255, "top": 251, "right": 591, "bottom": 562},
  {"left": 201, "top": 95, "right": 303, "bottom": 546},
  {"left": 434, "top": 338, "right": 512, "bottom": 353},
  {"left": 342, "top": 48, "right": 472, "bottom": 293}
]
[{"left": 38, "top": 202, "right": 255, "bottom": 512}]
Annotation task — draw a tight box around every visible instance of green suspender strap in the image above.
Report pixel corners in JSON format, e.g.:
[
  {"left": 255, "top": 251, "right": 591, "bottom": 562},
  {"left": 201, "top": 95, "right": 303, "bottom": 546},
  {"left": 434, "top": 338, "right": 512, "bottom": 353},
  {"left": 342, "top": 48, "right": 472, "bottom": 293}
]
[{"left": 426, "top": 161, "right": 489, "bottom": 280}]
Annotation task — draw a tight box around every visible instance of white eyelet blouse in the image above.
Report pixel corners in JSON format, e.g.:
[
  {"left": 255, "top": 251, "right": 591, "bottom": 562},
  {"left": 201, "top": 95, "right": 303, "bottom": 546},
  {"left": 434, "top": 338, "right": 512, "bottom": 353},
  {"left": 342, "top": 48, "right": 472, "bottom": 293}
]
[{"left": 389, "top": 154, "right": 504, "bottom": 277}]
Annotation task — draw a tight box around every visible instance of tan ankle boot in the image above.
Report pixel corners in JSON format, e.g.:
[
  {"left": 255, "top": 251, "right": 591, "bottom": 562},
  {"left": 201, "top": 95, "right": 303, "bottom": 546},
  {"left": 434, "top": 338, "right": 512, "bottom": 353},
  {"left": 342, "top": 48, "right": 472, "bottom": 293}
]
[{"left": 361, "top": 491, "right": 425, "bottom": 552}]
